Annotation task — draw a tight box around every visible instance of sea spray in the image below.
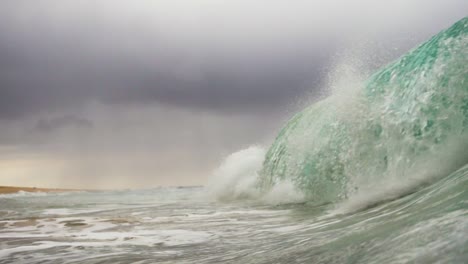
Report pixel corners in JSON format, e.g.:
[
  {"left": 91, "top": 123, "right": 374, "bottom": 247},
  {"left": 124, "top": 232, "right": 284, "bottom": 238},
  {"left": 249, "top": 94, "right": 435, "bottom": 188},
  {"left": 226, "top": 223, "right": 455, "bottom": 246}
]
[
  {"left": 208, "top": 146, "right": 304, "bottom": 204},
  {"left": 208, "top": 146, "right": 265, "bottom": 201}
]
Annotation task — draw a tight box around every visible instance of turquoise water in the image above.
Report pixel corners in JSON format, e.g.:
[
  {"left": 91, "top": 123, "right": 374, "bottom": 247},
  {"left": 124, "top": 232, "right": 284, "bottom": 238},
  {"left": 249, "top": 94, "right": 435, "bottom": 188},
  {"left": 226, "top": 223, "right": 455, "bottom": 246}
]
[
  {"left": 0, "top": 18, "right": 467, "bottom": 264},
  {"left": 261, "top": 17, "right": 468, "bottom": 205}
]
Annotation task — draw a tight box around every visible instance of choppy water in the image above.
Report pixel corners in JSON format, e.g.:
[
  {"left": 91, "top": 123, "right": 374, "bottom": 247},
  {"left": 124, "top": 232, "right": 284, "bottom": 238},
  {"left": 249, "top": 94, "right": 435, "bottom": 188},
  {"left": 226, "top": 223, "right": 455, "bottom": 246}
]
[
  {"left": 1, "top": 17, "right": 467, "bottom": 264},
  {"left": 0, "top": 170, "right": 467, "bottom": 264}
]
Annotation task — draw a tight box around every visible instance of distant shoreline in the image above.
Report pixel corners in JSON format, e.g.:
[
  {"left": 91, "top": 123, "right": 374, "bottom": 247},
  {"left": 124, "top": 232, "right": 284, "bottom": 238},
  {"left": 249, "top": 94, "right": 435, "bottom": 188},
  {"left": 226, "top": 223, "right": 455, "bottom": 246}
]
[
  {"left": 0, "top": 186, "right": 203, "bottom": 195},
  {"left": 0, "top": 186, "right": 79, "bottom": 195}
]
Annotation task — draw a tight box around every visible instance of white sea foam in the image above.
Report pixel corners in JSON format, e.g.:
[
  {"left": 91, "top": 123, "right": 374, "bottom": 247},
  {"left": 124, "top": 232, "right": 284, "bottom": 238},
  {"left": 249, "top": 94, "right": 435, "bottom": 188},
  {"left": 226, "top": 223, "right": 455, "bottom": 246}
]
[
  {"left": 260, "top": 180, "right": 304, "bottom": 205},
  {"left": 0, "top": 215, "right": 214, "bottom": 259},
  {"left": 207, "top": 146, "right": 265, "bottom": 200},
  {"left": 208, "top": 146, "right": 305, "bottom": 205},
  {"left": 0, "top": 190, "right": 49, "bottom": 198}
]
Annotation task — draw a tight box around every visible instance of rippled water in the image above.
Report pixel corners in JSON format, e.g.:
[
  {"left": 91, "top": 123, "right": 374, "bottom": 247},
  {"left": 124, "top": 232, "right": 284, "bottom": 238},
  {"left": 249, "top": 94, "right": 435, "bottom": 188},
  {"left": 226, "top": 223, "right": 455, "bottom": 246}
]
[{"left": 1, "top": 164, "right": 467, "bottom": 264}]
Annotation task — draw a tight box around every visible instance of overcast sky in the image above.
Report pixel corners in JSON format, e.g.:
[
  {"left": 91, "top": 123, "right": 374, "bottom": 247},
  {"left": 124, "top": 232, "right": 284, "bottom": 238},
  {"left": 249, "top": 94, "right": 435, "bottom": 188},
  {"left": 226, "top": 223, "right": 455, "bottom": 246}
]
[{"left": 0, "top": 0, "right": 466, "bottom": 189}]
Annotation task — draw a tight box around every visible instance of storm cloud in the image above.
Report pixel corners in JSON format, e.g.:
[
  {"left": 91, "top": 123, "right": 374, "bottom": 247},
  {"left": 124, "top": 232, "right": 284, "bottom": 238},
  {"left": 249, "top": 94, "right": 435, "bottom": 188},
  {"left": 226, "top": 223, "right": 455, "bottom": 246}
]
[{"left": 0, "top": 0, "right": 466, "bottom": 188}]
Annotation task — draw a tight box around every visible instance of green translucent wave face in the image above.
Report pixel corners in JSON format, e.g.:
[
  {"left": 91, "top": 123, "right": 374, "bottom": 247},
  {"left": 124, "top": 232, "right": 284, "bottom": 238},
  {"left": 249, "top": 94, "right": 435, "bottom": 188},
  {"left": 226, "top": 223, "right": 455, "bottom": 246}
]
[{"left": 260, "top": 17, "right": 468, "bottom": 204}]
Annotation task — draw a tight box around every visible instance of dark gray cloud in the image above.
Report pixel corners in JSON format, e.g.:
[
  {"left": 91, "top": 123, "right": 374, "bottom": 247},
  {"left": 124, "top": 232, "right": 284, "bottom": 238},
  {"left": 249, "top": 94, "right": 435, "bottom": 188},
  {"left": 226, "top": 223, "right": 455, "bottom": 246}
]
[
  {"left": 0, "top": 0, "right": 465, "bottom": 121},
  {"left": 35, "top": 115, "right": 93, "bottom": 133},
  {"left": 0, "top": 26, "right": 329, "bottom": 119}
]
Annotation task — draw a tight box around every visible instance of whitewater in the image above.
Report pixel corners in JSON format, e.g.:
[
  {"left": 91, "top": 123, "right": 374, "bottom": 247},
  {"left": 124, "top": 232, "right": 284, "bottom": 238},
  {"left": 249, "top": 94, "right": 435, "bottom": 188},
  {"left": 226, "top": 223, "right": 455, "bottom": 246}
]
[{"left": 1, "top": 18, "right": 467, "bottom": 263}]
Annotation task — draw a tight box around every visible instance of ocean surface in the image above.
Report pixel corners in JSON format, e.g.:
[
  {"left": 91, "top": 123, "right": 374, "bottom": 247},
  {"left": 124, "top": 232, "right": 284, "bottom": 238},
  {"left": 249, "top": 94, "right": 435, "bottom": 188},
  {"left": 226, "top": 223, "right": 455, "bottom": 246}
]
[
  {"left": 1, "top": 17, "right": 467, "bottom": 264},
  {"left": 0, "top": 177, "right": 467, "bottom": 264}
]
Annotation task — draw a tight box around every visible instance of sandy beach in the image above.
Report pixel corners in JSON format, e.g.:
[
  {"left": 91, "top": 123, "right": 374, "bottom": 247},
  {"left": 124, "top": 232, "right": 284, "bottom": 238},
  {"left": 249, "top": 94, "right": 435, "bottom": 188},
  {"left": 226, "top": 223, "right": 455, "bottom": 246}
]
[{"left": 0, "top": 186, "right": 76, "bottom": 195}]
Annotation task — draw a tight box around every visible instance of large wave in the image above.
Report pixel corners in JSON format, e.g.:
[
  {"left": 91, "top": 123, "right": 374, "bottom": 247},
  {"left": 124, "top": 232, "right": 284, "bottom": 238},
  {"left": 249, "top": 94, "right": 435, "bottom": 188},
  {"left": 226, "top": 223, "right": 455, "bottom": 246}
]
[{"left": 257, "top": 17, "right": 468, "bottom": 205}]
